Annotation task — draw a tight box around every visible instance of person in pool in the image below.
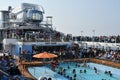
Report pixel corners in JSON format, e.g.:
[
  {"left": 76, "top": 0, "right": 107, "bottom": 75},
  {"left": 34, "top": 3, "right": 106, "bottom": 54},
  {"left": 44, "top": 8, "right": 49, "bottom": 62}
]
[
  {"left": 84, "top": 69, "right": 86, "bottom": 73},
  {"left": 80, "top": 70, "right": 82, "bottom": 73},
  {"left": 94, "top": 67, "right": 98, "bottom": 74},
  {"left": 48, "top": 78, "right": 52, "bottom": 80},
  {"left": 51, "top": 59, "right": 59, "bottom": 71},
  {"left": 82, "top": 59, "right": 87, "bottom": 67}
]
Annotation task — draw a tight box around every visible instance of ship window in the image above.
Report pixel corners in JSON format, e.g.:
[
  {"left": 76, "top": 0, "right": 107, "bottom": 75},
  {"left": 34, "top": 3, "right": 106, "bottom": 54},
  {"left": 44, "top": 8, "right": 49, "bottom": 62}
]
[
  {"left": 27, "top": 9, "right": 43, "bottom": 22},
  {"left": 32, "top": 11, "right": 41, "bottom": 20}
]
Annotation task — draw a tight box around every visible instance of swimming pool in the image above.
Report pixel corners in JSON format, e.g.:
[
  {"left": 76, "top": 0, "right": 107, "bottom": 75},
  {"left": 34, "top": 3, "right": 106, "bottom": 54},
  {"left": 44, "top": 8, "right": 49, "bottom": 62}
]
[
  {"left": 28, "top": 66, "right": 68, "bottom": 80},
  {"left": 28, "top": 62, "right": 120, "bottom": 80}
]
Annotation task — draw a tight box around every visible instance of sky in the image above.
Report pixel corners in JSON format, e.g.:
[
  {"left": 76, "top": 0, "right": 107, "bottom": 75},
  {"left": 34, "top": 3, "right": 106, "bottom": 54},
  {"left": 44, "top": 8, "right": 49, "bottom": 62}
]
[{"left": 0, "top": 0, "right": 120, "bottom": 36}]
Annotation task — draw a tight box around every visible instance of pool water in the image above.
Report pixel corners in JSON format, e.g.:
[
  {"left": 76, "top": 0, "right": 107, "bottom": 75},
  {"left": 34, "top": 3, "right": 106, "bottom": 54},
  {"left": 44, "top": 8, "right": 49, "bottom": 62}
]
[
  {"left": 28, "top": 66, "right": 68, "bottom": 80},
  {"left": 28, "top": 62, "right": 120, "bottom": 80},
  {"left": 55, "top": 62, "right": 120, "bottom": 80}
]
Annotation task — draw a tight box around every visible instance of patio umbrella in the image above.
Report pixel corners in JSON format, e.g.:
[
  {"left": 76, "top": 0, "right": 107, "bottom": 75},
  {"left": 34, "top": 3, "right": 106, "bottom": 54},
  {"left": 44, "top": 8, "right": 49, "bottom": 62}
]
[
  {"left": 33, "top": 52, "right": 58, "bottom": 59},
  {"left": 33, "top": 52, "right": 58, "bottom": 74}
]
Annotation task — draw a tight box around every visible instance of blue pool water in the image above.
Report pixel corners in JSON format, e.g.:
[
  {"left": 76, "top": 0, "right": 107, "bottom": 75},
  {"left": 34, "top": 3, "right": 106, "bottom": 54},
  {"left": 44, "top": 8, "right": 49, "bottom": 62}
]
[
  {"left": 28, "top": 62, "right": 120, "bottom": 80},
  {"left": 28, "top": 66, "right": 68, "bottom": 80}
]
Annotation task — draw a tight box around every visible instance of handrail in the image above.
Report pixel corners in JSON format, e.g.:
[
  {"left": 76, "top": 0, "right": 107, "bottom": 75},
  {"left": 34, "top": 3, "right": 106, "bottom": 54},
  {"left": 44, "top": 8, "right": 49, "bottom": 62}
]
[{"left": 0, "top": 69, "right": 9, "bottom": 77}]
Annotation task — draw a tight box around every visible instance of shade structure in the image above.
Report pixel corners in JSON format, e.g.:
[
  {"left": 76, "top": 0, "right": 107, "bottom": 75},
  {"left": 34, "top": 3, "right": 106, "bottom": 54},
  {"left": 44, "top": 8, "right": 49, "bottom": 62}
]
[
  {"left": 33, "top": 52, "right": 58, "bottom": 74},
  {"left": 33, "top": 52, "right": 58, "bottom": 59}
]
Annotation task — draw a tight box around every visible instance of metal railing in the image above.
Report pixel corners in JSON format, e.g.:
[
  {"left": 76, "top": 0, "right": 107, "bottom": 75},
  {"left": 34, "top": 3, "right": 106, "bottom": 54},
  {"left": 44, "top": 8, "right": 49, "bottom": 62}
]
[{"left": 0, "top": 69, "right": 9, "bottom": 77}]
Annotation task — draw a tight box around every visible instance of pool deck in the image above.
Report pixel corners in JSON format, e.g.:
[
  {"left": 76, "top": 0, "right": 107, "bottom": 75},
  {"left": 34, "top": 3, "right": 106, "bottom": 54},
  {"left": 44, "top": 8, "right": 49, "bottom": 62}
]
[
  {"left": 15, "top": 60, "right": 41, "bottom": 80},
  {"left": 90, "top": 58, "right": 120, "bottom": 69},
  {"left": 16, "top": 58, "right": 120, "bottom": 80}
]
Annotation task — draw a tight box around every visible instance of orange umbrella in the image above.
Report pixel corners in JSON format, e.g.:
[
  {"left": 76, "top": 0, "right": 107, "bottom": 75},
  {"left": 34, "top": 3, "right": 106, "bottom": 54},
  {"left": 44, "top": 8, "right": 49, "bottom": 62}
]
[
  {"left": 33, "top": 52, "right": 58, "bottom": 59},
  {"left": 33, "top": 52, "right": 58, "bottom": 74}
]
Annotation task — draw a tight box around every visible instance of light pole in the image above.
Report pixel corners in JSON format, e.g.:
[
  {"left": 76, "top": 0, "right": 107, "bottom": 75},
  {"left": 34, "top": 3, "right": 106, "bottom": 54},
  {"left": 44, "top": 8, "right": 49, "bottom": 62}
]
[
  {"left": 115, "top": 36, "right": 117, "bottom": 46},
  {"left": 80, "top": 30, "right": 83, "bottom": 41},
  {"left": 80, "top": 30, "right": 83, "bottom": 47},
  {"left": 92, "top": 29, "right": 95, "bottom": 48}
]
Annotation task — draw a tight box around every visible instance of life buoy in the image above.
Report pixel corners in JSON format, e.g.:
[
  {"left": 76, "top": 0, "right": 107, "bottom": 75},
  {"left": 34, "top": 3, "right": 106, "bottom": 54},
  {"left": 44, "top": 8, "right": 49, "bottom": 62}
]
[{"left": 39, "top": 76, "right": 47, "bottom": 80}]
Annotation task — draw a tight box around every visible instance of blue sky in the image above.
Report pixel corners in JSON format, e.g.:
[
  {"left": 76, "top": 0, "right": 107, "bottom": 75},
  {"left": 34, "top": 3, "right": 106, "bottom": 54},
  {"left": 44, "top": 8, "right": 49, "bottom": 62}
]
[{"left": 0, "top": 0, "right": 120, "bottom": 36}]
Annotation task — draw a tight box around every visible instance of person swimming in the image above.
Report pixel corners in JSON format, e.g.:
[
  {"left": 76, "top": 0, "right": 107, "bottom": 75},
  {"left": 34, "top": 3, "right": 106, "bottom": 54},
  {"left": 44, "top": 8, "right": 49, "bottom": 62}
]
[
  {"left": 51, "top": 59, "right": 59, "bottom": 71},
  {"left": 72, "top": 69, "right": 76, "bottom": 73},
  {"left": 84, "top": 69, "right": 86, "bottom": 73},
  {"left": 104, "top": 71, "right": 108, "bottom": 74},
  {"left": 80, "top": 70, "right": 82, "bottom": 73},
  {"left": 48, "top": 78, "right": 52, "bottom": 80},
  {"left": 94, "top": 67, "right": 98, "bottom": 74},
  {"left": 82, "top": 59, "right": 87, "bottom": 67},
  {"left": 74, "top": 74, "right": 76, "bottom": 77},
  {"left": 108, "top": 71, "right": 112, "bottom": 77},
  {"left": 68, "top": 65, "right": 70, "bottom": 69}
]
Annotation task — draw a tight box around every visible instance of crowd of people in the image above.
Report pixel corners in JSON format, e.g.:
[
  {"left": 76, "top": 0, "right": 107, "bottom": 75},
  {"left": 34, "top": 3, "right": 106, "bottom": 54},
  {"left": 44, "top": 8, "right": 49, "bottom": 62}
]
[
  {"left": 6, "top": 29, "right": 70, "bottom": 42},
  {"left": 0, "top": 44, "right": 119, "bottom": 80},
  {"left": 7, "top": 28, "right": 120, "bottom": 43},
  {"left": 56, "top": 61, "right": 113, "bottom": 80},
  {"left": 48, "top": 47, "right": 120, "bottom": 63},
  {"left": 20, "top": 45, "right": 120, "bottom": 64},
  {"left": 73, "top": 35, "right": 120, "bottom": 43},
  {"left": 0, "top": 53, "right": 27, "bottom": 80},
  {"left": 0, "top": 45, "right": 119, "bottom": 80}
]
